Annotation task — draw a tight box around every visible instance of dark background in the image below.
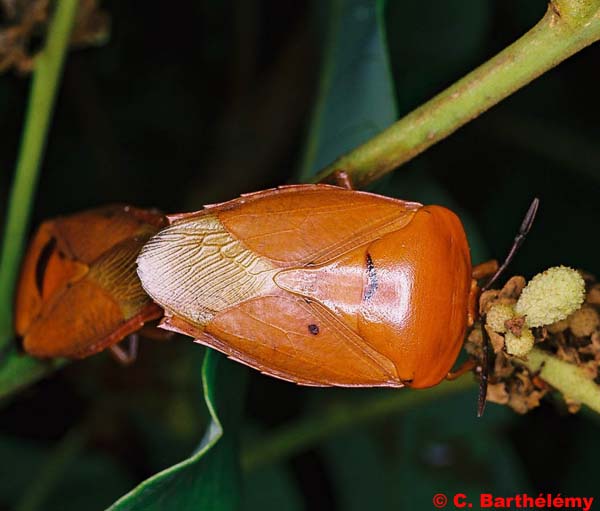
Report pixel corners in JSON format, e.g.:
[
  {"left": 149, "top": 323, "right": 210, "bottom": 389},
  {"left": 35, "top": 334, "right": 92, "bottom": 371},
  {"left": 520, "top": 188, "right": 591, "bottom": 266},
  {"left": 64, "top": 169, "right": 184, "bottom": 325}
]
[{"left": 1, "top": 1, "right": 599, "bottom": 509}]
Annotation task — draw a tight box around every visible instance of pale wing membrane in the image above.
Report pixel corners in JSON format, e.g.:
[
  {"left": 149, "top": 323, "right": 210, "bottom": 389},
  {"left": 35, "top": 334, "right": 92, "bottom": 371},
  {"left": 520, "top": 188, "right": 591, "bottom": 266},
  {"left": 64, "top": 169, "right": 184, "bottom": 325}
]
[
  {"left": 204, "top": 293, "right": 403, "bottom": 387},
  {"left": 137, "top": 214, "right": 279, "bottom": 327}
]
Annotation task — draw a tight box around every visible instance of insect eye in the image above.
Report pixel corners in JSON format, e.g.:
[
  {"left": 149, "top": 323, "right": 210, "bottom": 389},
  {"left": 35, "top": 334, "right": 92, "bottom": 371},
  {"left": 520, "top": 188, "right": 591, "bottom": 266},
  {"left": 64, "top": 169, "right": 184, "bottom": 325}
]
[{"left": 35, "top": 237, "right": 57, "bottom": 296}]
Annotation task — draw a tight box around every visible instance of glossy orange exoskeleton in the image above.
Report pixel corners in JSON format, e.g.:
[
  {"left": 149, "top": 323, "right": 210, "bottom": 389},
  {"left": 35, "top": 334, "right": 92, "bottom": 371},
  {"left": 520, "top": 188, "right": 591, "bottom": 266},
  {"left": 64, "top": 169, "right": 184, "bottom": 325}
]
[
  {"left": 15, "top": 205, "right": 166, "bottom": 359},
  {"left": 137, "top": 184, "right": 481, "bottom": 389}
]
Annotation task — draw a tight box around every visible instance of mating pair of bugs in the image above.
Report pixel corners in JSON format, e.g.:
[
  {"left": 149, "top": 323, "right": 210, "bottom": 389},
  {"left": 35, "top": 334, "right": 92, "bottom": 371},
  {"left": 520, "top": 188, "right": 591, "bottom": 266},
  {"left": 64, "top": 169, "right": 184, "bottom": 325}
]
[{"left": 15, "top": 174, "right": 537, "bottom": 414}]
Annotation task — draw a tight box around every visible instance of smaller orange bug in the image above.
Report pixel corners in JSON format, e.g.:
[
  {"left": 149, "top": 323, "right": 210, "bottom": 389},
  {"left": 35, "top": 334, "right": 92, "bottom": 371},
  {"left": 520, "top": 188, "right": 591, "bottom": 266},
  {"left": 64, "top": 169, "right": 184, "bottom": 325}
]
[
  {"left": 136, "top": 172, "right": 538, "bottom": 414},
  {"left": 15, "top": 205, "right": 167, "bottom": 362}
]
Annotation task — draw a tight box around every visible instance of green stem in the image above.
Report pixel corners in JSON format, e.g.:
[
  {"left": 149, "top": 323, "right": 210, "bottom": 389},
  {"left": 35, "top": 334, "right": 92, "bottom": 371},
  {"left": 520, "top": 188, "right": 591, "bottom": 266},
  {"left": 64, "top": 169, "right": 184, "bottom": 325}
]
[
  {"left": 516, "top": 347, "right": 600, "bottom": 414},
  {"left": 314, "top": 1, "right": 600, "bottom": 186},
  {"left": 0, "top": 0, "right": 80, "bottom": 349},
  {"left": 241, "top": 376, "right": 474, "bottom": 471}
]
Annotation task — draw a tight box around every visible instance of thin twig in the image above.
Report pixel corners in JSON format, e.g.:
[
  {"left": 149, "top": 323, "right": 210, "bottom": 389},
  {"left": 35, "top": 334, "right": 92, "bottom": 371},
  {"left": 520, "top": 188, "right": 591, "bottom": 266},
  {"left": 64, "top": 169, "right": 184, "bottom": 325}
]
[
  {"left": 0, "top": 0, "right": 80, "bottom": 349},
  {"left": 314, "top": 1, "right": 600, "bottom": 186}
]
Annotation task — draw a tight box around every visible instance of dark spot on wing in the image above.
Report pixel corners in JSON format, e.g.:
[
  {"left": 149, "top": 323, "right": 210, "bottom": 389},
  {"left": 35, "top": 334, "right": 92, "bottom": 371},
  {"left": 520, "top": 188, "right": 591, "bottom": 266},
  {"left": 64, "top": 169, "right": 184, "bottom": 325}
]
[
  {"left": 35, "top": 237, "right": 57, "bottom": 296},
  {"left": 308, "top": 324, "right": 319, "bottom": 335},
  {"left": 363, "top": 252, "right": 378, "bottom": 301}
]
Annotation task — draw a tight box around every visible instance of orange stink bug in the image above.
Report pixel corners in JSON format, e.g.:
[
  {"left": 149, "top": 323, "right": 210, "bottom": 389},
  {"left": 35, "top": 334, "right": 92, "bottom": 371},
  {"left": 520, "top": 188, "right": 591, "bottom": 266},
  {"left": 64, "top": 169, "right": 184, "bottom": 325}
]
[
  {"left": 137, "top": 178, "right": 537, "bottom": 415},
  {"left": 15, "top": 205, "right": 167, "bottom": 361}
]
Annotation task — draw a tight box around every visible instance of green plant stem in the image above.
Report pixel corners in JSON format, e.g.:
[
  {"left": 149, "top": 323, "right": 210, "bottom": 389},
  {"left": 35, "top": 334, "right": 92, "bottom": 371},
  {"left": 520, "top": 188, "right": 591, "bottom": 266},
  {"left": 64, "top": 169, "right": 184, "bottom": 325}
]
[
  {"left": 516, "top": 347, "right": 600, "bottom": 413},
  {"left": 0, "top": 0, "right": 80, "bottom": 349},
  {"left": 314, "top": 1, "right": 600, "bottom": 186},
  {"left": 241, "top": 376, "right": 474, "bottom": 471}
]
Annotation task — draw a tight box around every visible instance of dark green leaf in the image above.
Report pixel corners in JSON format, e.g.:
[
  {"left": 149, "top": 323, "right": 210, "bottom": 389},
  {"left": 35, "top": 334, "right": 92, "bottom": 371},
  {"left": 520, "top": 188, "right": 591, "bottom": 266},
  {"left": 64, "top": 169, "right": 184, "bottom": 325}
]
[
  {"left": 107, "top": 351, "right": 246, "bottom": 511},
  {"left": 300, "top": 0, "right": 396, "bottom": 179}
]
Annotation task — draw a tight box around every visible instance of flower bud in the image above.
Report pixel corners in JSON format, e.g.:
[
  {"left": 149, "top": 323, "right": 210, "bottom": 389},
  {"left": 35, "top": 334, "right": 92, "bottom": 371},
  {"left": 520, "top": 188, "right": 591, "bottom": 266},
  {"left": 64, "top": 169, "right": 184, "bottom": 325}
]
[
  {"left": 505, "top": 328, "right": 535, "bottom": 357},
  {"left": 486, "top": 304, "right": 515, "bottom": 333},
  {"left": 515, "top": 266, "right": 585, "bottom": 327},
  {"left": 568, "top": 306, "right": 600, "bottom": 337}
]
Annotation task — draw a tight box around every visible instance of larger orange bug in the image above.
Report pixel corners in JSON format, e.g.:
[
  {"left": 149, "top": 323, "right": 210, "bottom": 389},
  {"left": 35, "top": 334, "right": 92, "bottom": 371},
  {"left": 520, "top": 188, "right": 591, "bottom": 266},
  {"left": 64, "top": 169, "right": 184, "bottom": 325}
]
[
  {"left": 15, "top": 205, "right": 167, "bottom": 362},
  {"left": 137, "top": 176, "right": 538, "bottom": 414}
]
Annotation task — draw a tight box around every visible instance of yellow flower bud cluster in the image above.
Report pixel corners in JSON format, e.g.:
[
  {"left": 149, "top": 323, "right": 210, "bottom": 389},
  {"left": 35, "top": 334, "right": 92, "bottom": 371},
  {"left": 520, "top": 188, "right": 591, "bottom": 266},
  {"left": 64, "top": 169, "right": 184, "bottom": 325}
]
[{"left": 486, "top": 266, "right": 586, "bottom": 358}]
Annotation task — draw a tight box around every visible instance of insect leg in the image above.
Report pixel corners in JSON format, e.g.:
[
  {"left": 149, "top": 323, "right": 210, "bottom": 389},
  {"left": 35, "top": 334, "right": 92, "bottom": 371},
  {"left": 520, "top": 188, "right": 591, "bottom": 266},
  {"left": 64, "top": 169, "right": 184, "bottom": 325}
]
[
  {"left": 108, "top": 333, "right": 139, "bottom": 366},
  {"left": 446, "top": 358, "right": 476, "bottom": 380},
  {"left": 329, "top": 170, "right": 354, "bottom": 190},
  {"left": 472, "top": 259, "right": 498, "bottom": 280}
]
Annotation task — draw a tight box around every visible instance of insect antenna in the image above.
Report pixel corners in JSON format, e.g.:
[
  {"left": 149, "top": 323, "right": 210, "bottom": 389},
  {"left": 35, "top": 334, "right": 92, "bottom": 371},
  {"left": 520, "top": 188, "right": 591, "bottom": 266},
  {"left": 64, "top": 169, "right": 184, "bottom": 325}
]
[
  {"left": 477, "top": 322, "right": 490, "bottom": 417},
  {"left": 476, "top": 197, "right": 539, "bottom": 416},
  {"left": 482, "top": 198, "right": 540, "bottom": 291}
]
